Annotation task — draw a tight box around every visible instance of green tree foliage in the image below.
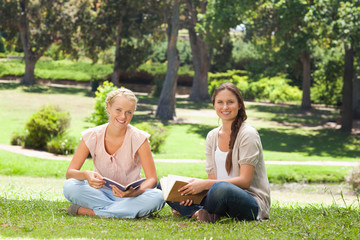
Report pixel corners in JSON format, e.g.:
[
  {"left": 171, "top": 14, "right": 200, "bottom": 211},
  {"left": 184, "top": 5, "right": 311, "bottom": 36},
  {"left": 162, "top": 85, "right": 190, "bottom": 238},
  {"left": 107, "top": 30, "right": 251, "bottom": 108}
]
[
  {"left": 0, "top": 0, "right": 89, "bottom": 85},
  {"left": 311, "top": 47, "right": 344, "bottom": 106},
  {"left": 0, "top": 36, "right": 5, "bottom": 53},
  {"left": 307, "top": 0, "right": 360, "bottom": 132},
  {"left": 80, "top": 0, "right": 163, "bottom": 86},
  {"left": 245, "top": 0, "right": 317, "bottom": 109},
  {"left": 185, "top": 0, "right": 257, "bottom": 102}
]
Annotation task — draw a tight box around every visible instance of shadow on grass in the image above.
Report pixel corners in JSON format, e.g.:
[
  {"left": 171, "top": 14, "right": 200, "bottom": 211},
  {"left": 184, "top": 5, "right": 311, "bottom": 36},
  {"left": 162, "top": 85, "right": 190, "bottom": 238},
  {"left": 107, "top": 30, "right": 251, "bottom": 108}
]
[
  {"left": 248, "top": 104, "right": 339, "bottom": 127},
  {"left": 186, "top": 123, "right": 215, "bottom": 139},
  {"left": 0, "top": 82, "right": 92, "bottom": 96},
  {"left": 259, "top": 128, "right": 360, "bottom": 159},
  {"left": 176, "top": 99, "right": 212, "bottom": 110},
  {"left": 137, "top": 95, "right": 159, "bottom": 106},
  {"left": 137, "top": 94, "right": 212, "bottom": 110},
  {"left": 0, "top": 82, "right": 19, "bottom": 90}
]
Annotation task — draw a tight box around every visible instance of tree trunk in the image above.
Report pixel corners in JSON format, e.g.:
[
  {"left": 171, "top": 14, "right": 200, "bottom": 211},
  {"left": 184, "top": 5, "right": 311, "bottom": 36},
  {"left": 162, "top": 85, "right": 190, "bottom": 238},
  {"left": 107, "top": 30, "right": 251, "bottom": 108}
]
[
  {"left": 341, "top": 45, "right": 354, "bottom": 133},
  {"left": 300, "top": 51, "right": 311, "bottom": 109},
  {"left": 155, "top": 0, "right": 180, "bottom": 120},
  {"left": 186, "top": 0, "right": 210, "bottom": 102},
  {"left": 353, "top": 57, "right": 360, "bottom": 119},
  {"left": 21, "top": 56, "right": 37, "bottom": 85},
  {"left": 18, "top": 0, "right": 36, "bottom": 85},
  {"left": 111, "top": 10, "right": 126, "bottom": 86}
]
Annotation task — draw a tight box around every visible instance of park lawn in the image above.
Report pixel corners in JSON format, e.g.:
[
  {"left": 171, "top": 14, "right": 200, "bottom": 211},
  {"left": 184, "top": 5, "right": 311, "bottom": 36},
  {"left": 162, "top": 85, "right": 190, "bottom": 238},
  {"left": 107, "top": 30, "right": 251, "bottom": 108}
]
[
  {"left": 0, "top": 82, "right": 359, "bottom": 162},
  {"left": 1, "top": 193, "right": 359, "bottom": 239},
  {"left": 0, "top": 149, "right": 351, "bottom": 184},
  {"left": 0, "top": 59, "right": 113, "bottom": 81},
  {"left": 0, "top": 166, "right": 359, "bottom": 239}
]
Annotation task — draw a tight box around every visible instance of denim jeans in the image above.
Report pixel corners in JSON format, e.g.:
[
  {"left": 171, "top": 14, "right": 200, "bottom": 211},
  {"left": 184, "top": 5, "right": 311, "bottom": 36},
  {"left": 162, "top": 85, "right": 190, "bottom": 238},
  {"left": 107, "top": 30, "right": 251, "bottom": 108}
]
[
  {"left": 63, "top": 178, "right": 165, "bottom": 218},
  {"left": 158, "top": 181, "right": 259, "bottom": 220}
]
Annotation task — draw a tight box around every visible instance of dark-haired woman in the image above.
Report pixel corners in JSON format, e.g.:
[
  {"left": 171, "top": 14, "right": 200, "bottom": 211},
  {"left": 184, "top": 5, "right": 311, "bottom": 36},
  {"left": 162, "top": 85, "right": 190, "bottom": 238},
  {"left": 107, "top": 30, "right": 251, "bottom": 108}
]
[{"left": 166, "top": 82, "right": 270, "bottom": 223}]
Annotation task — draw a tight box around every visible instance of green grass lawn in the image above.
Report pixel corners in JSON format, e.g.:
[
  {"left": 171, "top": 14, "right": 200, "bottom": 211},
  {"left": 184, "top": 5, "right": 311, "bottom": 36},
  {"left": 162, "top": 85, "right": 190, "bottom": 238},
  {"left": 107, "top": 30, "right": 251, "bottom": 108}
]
[
  {"left": 1, "top": 82, "right": 359, "bottom": 162},
  {"left": 1, "top": 190, "right": 359, "bottom": 239},
  {"left": 1, "top": 189, "right": 359, "bottom": 239},
  {"left": 0, "top": 78, "right": 359, "bottom": 239},
  {"left": 0, "top": 149, "right": 359, "bottom": 238},
  {"left": 0, "top": 149, "right": 352, "bottom": 184},
  {"left": 0, "top": 59, "right": 113, "bottom": 81},
  {"left": 0, "top": 160, "right": 359, "bottom": 239}
]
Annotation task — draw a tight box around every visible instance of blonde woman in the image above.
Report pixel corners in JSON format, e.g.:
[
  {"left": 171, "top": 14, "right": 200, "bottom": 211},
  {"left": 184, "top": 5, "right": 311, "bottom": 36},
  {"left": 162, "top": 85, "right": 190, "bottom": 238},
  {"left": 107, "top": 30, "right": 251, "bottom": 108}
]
[{"left": 63, "top": 88, "right": 164, "bottom": 218}]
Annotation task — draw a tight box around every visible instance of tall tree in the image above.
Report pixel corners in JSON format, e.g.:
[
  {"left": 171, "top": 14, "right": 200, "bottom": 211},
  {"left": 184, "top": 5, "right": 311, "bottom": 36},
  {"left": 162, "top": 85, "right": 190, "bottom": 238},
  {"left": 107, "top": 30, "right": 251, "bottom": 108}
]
[
  {"left": 0, "top": 0, "right": 87, "bottom": 85},
  {"left": 185, "top": 0, "right": 210, "bottom": 102},
  {"left": 337, "top": 1, "right": 360, "bottom": 132},
  {"left": 342, "top": 44, "right": 354, "bottom": 131},
  {"left": 308, "top": 0, "right": 360, "bottom": 132},
  {"left": 81, "top": 0, "right": 161, "bottom": 86},
  {"left": 246, "top": 0, "right": 316, "bottom": 109},
  {"left": 354, "top": 57, "right": 360, "bottom": 119},
  {"left": 156, "top": 0, "right": 181, "bottom": 120},
  {"left": 184, "top": 0, "right": 257, "bottom": 102}
]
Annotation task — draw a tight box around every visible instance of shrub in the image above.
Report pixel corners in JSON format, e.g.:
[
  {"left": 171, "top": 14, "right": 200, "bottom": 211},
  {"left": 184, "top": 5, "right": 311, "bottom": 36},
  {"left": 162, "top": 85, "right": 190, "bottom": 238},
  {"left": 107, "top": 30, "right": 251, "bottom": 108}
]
[
  {"left": 10, "top": 131, "right": 27, "bottom": 146},
  {"left": 208, "top": 72, "right": 301, "bottom": 104},
  {"left": 208, "top": 69, "right": 246, "bottom": 82},
  {"left": 24, "top": 105, "right": 70, "bottom": 149},
  {"left": 346, "top": 165, "right": 360, "bottom": 193},
  {"left": 208, "top": 74, "right": 249, "bottom": 98},
  {"left": 248, "top": 76, "right": 302, "bottom": 103},
  {"left": 0, "top": 37, "right": 5, "bottom": 53},
  {"left": 88, "top": 81, "right": 118, "bottom": 126},
  {"left": 133, "top": 122, "right": 168, "bottom": 153},
  {"left": 47, "top": 135, "right": 78, "bottom": 155}
]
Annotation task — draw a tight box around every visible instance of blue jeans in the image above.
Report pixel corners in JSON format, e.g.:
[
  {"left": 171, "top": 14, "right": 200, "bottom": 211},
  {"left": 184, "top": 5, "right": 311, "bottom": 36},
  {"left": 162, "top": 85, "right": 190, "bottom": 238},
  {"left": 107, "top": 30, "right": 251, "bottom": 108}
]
[
  {"left": 63, "top": 178, "right": 165, "bottom": 218},
  {"left": 158, "top": 181, "right": 259, "bottom": 220}
]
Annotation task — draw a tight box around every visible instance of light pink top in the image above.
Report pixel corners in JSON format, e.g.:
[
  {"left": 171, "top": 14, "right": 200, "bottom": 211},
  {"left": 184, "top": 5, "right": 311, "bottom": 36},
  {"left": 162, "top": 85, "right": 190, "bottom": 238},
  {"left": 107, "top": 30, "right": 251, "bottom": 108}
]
[{"left": 82, "top": 123, "right": 150, "bottom": 186}]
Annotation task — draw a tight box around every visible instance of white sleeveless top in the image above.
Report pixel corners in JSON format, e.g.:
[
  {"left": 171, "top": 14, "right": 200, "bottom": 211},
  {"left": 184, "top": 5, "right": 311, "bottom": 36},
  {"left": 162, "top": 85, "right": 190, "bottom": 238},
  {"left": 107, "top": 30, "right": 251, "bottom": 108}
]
[{"left": 215, "top": 145, "right": 236, "bottom": 180}]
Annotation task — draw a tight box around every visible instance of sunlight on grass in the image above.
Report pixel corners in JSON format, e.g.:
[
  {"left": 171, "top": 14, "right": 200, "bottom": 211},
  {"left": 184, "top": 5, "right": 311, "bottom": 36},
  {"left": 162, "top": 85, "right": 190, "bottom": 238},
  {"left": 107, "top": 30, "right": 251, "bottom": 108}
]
[
  {"left": 0, "top": 82, "right": 359, "bottom": 162},
  {"left": 155, "top": 124, "right": 208, "bottom": 159},
  {"left": 0, "top": 175, "right": 359, "bottom": 239}
]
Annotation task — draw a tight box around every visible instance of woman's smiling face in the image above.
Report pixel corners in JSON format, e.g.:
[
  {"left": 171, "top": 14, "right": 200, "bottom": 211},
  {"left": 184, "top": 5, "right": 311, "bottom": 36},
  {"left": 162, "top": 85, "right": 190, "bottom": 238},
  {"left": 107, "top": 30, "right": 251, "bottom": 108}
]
[
  {"left": 213, "top": 89, "right": 241, "bottom": 123},
  {"left": 107, "top": 95, "right": 136, "bottom": 129}
]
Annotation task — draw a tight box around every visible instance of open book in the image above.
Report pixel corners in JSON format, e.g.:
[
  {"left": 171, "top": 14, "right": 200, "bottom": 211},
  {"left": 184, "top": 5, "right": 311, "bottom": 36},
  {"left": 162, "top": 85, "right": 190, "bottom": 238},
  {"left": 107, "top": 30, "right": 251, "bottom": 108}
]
[
  {"left": 160, "top": 175, "right": 208, "bottom": 204},
  {"left": 103, "top": 177, "right": 146, "bottom": 192}
]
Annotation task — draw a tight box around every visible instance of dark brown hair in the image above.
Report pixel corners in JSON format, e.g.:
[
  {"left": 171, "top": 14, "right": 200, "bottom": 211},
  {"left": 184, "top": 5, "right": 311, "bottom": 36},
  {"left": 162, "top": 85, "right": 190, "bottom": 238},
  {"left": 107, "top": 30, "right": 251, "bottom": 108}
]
[{"left": 212, "top": 82, "right": 247, "bottom": 174}]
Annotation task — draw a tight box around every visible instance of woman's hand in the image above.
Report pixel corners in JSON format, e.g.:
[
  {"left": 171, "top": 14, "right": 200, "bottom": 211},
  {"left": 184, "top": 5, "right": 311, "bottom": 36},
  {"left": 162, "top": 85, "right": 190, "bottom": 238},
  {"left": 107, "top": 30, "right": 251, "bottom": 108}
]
[
  {"left": 178, "top": 179, "right": 208, "bottom": 196},
  {"left": 111, "top": 185, "right": 136, "bottom": 198},
  {"left": 85, "top": 171, "right": 105, "bottom": 189},
  {"left": 177, "top": 179, "right": 208, "bottom": 207},
  {"left": 179, "top": 199, "right": 194, "bottom": 206}
]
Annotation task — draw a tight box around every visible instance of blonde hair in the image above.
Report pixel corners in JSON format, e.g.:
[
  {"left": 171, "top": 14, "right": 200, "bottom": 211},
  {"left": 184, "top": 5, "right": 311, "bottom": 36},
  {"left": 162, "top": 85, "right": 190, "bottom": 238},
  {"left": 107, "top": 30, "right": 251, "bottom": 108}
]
[{"left": 105, "top": 88, "right": 138, "bottom": 110}]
